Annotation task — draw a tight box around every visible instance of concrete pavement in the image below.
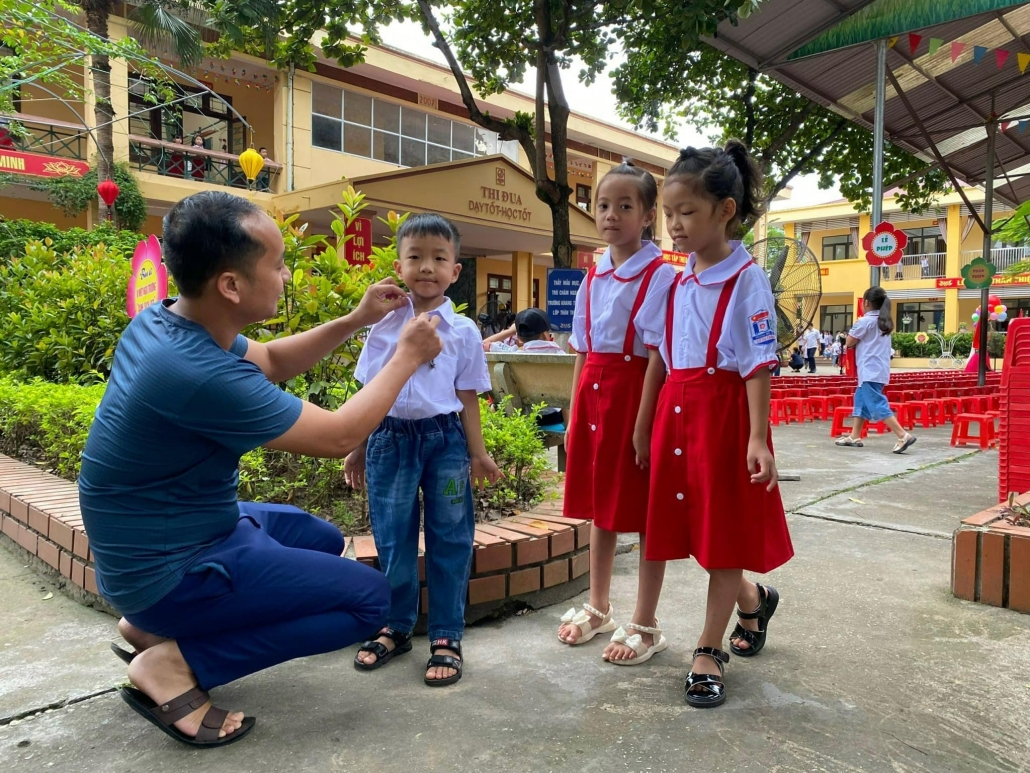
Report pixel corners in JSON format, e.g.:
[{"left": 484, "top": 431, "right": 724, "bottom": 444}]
[{"left": 2, "top": 423, "right": 1029, "bottom": 773}]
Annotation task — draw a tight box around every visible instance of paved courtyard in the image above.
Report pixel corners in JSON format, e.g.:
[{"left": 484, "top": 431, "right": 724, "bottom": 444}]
[{"left": 2, "top": 422, "right": 1029, "bottom": 772}]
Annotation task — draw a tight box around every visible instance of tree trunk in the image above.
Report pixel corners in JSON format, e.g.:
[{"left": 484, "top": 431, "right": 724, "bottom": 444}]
[{"left": 83, "top": 0, "right": 116, "bottom": 226}]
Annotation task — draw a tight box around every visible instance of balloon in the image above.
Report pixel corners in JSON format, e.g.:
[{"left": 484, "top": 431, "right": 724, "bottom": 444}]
[
  {"left": 999, "top": 312, "right": 1008, "bottom": 322},
  {"left": 995, "top": 304, "right": 1005, "bottom": 314},
  {"left": 972, "top": 313, "right": 980, "bottom": 322},
  {"left": 990, "top": 313, "right": 999, "bottom": 321},
  {"left": 989, "top": 295, "right": 1001, "bottom": 307}
]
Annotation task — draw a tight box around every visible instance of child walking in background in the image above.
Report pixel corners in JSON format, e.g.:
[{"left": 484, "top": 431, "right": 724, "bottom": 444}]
[
  {"left": 345, "top": 213, "right": 501, "bottom": 687},
  {"left": 648, "top": 141, "right": 794, "bottom": 707},
  {"left": 557, "top": 160, "right": 677, "bottom": 666},
  {"left": 835, "top": 286, "right": 917, "bottom": 454}
]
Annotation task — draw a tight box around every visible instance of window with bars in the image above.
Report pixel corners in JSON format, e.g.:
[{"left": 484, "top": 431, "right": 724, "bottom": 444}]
[
  {"left": 905, "top": 227, "right": 945, "bottom": 255},
  {"left": 311, "top": 82, "right": 499, "bottom": 167},
  {"left": 821, "top": 234, "right": 853, "bottom": 262}
]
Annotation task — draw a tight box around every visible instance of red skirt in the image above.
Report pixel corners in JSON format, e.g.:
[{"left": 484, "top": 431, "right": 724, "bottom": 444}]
[
  {"left": 644, "top": 367, "right": 794, "bottom": 571},
  {"left": 563, "top": 353, "right": 650, "bottom": 533}
]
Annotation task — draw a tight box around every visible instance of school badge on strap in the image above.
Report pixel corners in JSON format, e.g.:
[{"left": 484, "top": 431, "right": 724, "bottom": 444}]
[{"left": 750, "top": 310, "right": 776, "bottom": 346}]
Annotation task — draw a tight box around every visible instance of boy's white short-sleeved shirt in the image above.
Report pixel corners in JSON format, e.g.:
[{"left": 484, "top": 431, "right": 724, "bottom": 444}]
[
  {"left": 355, "top": 296, "right": 491, "bottom": 420},
  {"left": 849, "top": 311, "right": 892, "bottom": 386},
  {"left": 660, "top": 243, "right": 779, "bottom": 379},
  {"left": 569, "top": 242, "right": 676, "bottom": 356}
]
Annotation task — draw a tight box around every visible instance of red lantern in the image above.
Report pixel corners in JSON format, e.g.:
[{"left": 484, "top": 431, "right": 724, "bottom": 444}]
[{"left": 97, "top": 179, "right": 120, "bottom": 220}]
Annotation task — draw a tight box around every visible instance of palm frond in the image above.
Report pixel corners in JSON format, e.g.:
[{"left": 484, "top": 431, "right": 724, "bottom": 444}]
[{"left": 130, "top": 3, "right": 204, "bottom": 69}]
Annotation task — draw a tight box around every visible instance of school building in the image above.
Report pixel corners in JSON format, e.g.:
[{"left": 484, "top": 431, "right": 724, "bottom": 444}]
[
  {"left": 768, "top": 189, "right": 1030, "bottom": 337},
  {"left": 0, "top": 14, "right": 683, "bottom": 323}
]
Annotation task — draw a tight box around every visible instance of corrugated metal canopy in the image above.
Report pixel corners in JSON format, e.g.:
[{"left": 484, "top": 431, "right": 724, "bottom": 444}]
[{"left": 709, "top": 1, "right": 1030, "bottom": 207}]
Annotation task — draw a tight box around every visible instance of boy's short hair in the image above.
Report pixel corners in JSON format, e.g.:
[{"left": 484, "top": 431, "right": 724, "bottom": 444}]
[
  {"left": 515, "top": 307, "right": 552, "bottom": 341},
  {"left": 396, "top": 212, "right": 461, "bottom": 255}
]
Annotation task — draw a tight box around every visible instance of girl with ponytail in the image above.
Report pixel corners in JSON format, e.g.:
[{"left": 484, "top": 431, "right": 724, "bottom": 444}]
[
  {"left": 835, "top": 286, "right": 916, "bottom": 453},
  {"left": 645, "top": 140, "right": 794, "bottom": 708}
]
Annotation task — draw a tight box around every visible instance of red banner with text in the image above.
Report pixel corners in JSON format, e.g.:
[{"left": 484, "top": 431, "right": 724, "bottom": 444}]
[
  {"left": 344, "top": 217, "right": 373, "bottom": 266},
  {"left": 0, "top": 149, "right": 89, "bottom": 178}
]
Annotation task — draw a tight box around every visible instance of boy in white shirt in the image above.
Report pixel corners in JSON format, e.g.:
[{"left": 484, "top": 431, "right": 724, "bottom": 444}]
[{"left": 346, "top": 213, "right": 501, "bottom": 688}]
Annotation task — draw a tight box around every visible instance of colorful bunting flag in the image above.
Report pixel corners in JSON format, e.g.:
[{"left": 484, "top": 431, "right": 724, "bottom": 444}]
[
  {"left": 1019, "top": 52, "right": 1030, "bottom": 74},
  {"left": 888, "top": 37, "right": 898, "bottom": 48},
  {"left": 974, "top": 46, "right": 988, "bottom": 64},
  {"left": 997, "top": 49, "right": 1011, "bottom": 69},
  {"left": 908, "top": 33, "right": 923, "bottom": 55},
  {"left": 951, "top": 42, "right": 965, "bottom": 62},
  {"left": 1020, "top": 121, "right": 1029, "bottom": 134},
  {"left": 929, "top": 38, "right": 943, "bottom": 55}
]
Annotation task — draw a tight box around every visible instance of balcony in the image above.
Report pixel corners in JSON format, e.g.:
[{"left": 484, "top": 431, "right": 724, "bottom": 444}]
[
  {"left": 129, "top": 135, "right": 282, "bottom": 191},
  {"left": 882, "top": 252, "right": 946, "bottom": 281},
  {"left": 1, "top": 113, "right": 88, "bottom": 160},
  {"left": 961, "top": 247, "right": 1030, "bottom": 273}
]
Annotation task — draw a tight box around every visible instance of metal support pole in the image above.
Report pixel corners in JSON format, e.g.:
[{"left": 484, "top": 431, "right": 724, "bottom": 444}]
[
  {"left": 870, "top": 39, "right": 888, "bottom": 288},
  {"left": 979, "top": 120, "right": 996, "bottom": 387}
]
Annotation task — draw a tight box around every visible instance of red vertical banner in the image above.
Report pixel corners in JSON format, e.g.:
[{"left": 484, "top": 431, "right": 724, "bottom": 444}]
[
  {"left": 344, "top": 217, "right": 373, "bottom": 265},
  {"left": 575, "top": 251, "right": 595, "bottom": 269}
]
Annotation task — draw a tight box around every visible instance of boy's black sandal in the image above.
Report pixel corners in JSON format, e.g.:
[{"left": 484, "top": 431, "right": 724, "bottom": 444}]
[
  {"left": 729, "top": 583, "right": 779, "bottom": 658},
  {"left": 684, "top": 647, "right": 730, "bottom": 708},
  {"left": 353, "top": 627, "right": 413, "bottom": 671},
  {"left": 424, "top": 638, "right": 463, "bottom": 687}
]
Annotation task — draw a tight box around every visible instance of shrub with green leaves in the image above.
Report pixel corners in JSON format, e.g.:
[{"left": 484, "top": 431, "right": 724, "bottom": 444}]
[
  {"left": 0, "top": 377, "right": 104, "bottom": 479},
  {"left": 477, "top": 396, "right": 550, "bottom": 515},
  {"left": 0, "top": 240, "right": 131, "bottom": 383},
  {"left": 0, "top": 219, "right": 145, "bottom": 265},
  {"left": 0, "top": 380, "right": 548, "bottom": 530},
  {"left": 891, "top": 331, "right": 1004, "bottom": 359}
]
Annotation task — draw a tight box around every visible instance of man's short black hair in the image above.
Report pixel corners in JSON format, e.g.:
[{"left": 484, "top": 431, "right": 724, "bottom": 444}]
[
  {"left": 162, "top": 191, "right": 265, "bottom": 298},
  {"left": 259, "top": 146, "right": 267, "bottom": 153},
  {"left": 396, "top": 212, "right": 461, "bottom": 256}
]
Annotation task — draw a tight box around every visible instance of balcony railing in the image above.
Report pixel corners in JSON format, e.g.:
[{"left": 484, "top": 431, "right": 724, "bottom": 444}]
[
  {"left": 129, "top": 135, "right": 282, "bottom": 191},
  {"left": 1, "top": 113, "right": 88, "bottom": 160},
  {"left": 961, "top": 247, "right": 1030, "bottom": 272},
  {"left": 882, "top": 252, "right": 946, "bottom": 281}
]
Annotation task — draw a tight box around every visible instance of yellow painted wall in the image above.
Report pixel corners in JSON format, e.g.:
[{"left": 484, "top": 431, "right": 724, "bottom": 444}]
[
  {"left": 18, "top": 78, "right": 86, "bottom": 123},
  {"left": 0, "top": 197, "right": 86, "bottom": 229}
]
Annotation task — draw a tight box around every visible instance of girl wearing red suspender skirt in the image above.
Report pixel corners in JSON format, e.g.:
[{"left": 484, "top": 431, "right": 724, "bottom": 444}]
[
  {"left": 651, "top": 142, "right": 794, "bottom": 708},
  {"left": 557, "top": 161, "right": 677, "bottom": 667}
]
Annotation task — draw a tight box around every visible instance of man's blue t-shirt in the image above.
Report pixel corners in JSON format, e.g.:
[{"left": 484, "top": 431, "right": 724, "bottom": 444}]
[{"left": 79, "top": 301, "right": 302, "bottom": 615}]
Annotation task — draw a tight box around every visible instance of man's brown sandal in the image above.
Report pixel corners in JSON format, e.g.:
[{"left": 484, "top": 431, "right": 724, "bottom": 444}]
[
  {"left": 120, "top": 685, "right": 255, "bottom": 748},
  {"left": 353, "top": 627, "right": 413, "bottom": 671}
]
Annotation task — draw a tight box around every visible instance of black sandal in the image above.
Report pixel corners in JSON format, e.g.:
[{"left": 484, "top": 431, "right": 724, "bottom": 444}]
[
  {"left": 111, "top": 643, "right": 137, "bottom": 665},
  {"left": 684, "top": 647, "right": 730, "bottom": 708},
  {"left": 424, "top": 638, "right": 463, "bottom": 687},
  {"left": 353, "top": 627, "right": 413, "bottom": 671},
  {"left": 729, "top": 583, "right": 780, "bottom": 658}
]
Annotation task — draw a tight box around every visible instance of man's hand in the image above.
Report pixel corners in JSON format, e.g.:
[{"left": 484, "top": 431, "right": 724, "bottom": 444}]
[
  {"left": 747, "top": 437, "right": 779, "bottom": 492},
  {"left": 395, "top": 313, "right": 443, "bottom": 366},
  {"left": 350, "top": 278, "right": 409, "bottom": 329},
  {"left": 344, "top": 446, "right": 367, "bottom": 490},
  {"left": 471, "top": 454, "right": 503, "bottom": 490}
]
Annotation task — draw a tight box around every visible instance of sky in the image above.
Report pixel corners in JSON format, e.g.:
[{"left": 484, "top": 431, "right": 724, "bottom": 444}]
[{"left": 381, "top": 20, "right": 841, "bottom": 208}]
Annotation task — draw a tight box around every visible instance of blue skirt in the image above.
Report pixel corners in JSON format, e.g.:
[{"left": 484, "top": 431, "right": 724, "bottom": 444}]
[{"left": 852, "top": 382, "right": 892, "bottom": 422}]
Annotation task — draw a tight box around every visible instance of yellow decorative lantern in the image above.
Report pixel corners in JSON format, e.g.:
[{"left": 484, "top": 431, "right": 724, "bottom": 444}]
[{"left": 238, "top": 147, "right": 265, "bottom": 184}]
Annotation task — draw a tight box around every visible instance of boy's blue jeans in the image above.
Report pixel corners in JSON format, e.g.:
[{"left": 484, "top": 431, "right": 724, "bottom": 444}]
[{"left": 365, "top": 413, "right": 475, "bottom": 641}]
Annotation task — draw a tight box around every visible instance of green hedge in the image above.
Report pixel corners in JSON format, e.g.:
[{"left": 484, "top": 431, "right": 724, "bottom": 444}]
[
  {"left": 891, "top": 331, "right": 1006, "bottom": 359},
  {"left": 0, "top": 379, "right": 548, "bottom": 532},
  {"left": 0, "top": 218, "right": 145, "bottom": 265},
  {"left": 0, "top": 240, "right": 133, "bottom": 383}
]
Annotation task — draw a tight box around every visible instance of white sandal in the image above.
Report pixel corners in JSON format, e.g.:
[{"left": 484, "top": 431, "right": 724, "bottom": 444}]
[
  {"left": 558, "top": 602, "right": 617, "bottom": 645},
  {"left": 604, "top": 621, "right": 668, "bottom": 666}
]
